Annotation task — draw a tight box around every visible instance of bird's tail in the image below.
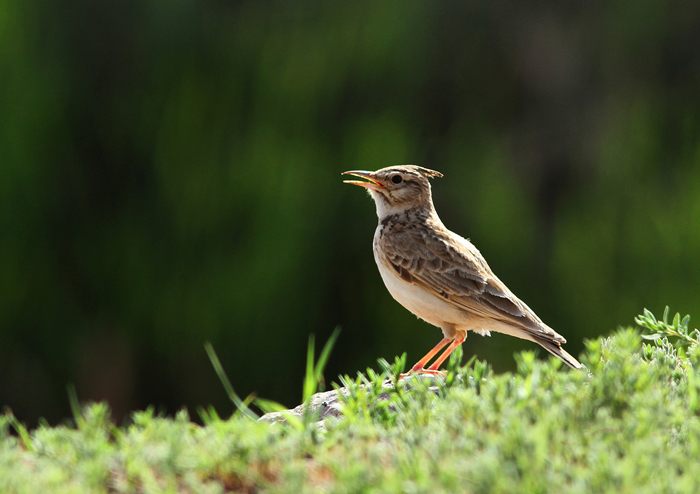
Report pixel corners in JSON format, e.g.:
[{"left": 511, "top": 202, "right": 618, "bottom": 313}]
[{"left": 532, "top": 335, "right": 584, "bottom": 370}]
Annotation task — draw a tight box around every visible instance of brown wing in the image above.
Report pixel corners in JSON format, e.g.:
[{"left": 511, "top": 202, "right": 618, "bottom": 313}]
[{"left": 380, "top": 226, "right": 566, "bottom": 344}]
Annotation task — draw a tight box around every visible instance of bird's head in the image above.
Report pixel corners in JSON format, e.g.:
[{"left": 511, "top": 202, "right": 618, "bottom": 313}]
[{"left": 342, "top": 165, "right": 443, "bottom": 218}]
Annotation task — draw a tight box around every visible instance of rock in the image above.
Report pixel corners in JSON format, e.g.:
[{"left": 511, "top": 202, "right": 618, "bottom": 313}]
[{"left": 258, "top": 374, "right": 445, "bottom": 425}]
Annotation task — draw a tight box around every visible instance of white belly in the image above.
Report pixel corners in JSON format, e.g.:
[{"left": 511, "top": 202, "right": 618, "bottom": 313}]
[{"left": 373, "top": 247, "right": 469, "bottom": 330}]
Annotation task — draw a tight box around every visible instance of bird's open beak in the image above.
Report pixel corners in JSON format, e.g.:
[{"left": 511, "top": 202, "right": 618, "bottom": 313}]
[{"left": 342, "top": 170, "right": 386, "bottom": 191}]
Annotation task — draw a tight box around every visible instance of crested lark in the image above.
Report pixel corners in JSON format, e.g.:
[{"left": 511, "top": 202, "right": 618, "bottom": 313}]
[{"left": 343, "top": 165, "right": 582, "bottom": 373}]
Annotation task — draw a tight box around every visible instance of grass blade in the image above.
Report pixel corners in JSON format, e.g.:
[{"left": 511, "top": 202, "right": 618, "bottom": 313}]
[
  {"left": 303, "top": 334, "right": 316, "bottom": 402},
  {"left": 314, "top": 326, "right": 341, "bottom": 385},
  {"left": 4, "top": 409, "right": 33, "bottom": 452},
  {"left": 67, "top": 384, "right": 84, "bottom": 428},
  {"left": 204, "top": 342, "right": 258, "bottom": 420}
]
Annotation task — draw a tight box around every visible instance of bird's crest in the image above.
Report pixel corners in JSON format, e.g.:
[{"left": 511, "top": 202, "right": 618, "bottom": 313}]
[{"left": 413, "top": 166, "right": 443, "bottom": 179}]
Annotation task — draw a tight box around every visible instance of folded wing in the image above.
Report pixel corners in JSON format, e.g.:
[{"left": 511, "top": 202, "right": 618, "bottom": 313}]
[{"left": 381, "top": 227, "right": 565, "bottom": 345}]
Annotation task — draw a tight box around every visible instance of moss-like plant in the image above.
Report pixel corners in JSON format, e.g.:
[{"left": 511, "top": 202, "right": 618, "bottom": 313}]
[{"left": 3, "top": 310, "right": 700, "bottom": 492}]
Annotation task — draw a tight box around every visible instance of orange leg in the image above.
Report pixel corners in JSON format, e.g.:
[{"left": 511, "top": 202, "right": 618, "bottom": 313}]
[
  {"left": 408, "top": 337, "right": 450, "bottom": 373},
  {"left": 427, "top": 336, "right": 465, "bottom": 371}
]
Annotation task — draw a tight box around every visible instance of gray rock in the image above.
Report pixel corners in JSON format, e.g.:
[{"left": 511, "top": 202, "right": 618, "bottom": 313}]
[{"left": 258, "top": 374, "right": 446, "bottom": 425}]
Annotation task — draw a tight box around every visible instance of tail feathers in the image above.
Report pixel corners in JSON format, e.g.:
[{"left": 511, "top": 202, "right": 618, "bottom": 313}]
[{"left": 532, "top": 335, "right": 584, "bottom": 370}]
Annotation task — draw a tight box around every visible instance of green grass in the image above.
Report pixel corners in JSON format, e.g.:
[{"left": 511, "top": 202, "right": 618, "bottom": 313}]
[{"left": 3, "top": 309, "right": 700, "bottom": 493}]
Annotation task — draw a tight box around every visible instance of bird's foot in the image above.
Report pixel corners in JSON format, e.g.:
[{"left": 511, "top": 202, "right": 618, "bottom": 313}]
[{"left": 399, "top": 368, "right": 447, "bottom": 379}]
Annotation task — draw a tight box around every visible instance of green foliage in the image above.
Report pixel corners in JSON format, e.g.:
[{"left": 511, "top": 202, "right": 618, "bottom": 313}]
[
  {"left": 256, "top": 327, "right": 341, "bottom": 436},
  {"left": 302, "top": 327, "right": 341, "bottom": 406},
  {"left": 3, "top": 310, "right": 700, "bottom": 492},
  {"left": 636, "top": 306, "right": 699, "bottom": 347}
]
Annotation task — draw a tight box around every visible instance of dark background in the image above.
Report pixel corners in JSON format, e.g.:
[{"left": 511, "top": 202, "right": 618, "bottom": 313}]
[{"left": 2, "top": 0, "right": 700, "bottom": 425}]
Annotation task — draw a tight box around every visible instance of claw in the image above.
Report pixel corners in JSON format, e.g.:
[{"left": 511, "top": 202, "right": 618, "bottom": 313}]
[{"left": 399, "top": 369, "right": 447, "bottom": 379}]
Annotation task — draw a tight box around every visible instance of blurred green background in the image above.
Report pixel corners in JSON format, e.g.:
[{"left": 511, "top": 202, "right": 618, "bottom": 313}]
[{"left": 2, "top": 0, "right": 699, "bottom": 425}]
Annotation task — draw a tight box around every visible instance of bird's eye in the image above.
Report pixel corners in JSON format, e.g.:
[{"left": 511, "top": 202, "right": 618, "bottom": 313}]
[{"left": 391, "top": 175, "right": 403, "bottom": 184}]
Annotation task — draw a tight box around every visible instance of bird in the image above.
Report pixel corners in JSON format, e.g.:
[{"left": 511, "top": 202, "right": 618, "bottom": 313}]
[{"left": 342, "top": 165, "right": 583, "bottom": 374}]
